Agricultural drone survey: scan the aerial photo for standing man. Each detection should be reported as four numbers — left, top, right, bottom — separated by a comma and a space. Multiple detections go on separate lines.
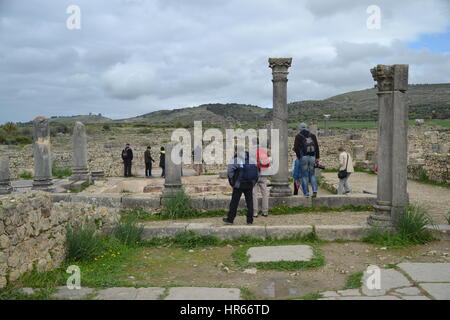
293, 123, 320, 198
252, 138, 270, 218
144, 146, 155, 178
223, 150, 259, 225
121, 143, 133, 177
159, 146, 166, 178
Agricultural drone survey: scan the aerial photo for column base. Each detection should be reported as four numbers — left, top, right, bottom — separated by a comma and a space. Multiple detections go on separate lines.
32, 179, 54, 192
162, 184, 183, 197
0, 182, 12, 195
270, 182, 292, 197
70, 170, 92, 184
368, 202, 395, 231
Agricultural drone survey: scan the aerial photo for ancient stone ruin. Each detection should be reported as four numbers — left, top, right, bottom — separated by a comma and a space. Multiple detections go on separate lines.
31, 117, 54, 192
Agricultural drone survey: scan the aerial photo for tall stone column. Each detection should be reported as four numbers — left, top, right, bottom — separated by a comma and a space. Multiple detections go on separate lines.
163, 141, 182, 196
269, 58, 292, 197
32, 117, 54, 192
368, 64, 409, 229
310, 119, 318, 136
71, 122, 91, 182
0, 155, 12, 194
323, 114, 331, 136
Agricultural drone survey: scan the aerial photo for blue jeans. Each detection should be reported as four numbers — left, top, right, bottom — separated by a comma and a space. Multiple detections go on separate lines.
300, 156, 318, 196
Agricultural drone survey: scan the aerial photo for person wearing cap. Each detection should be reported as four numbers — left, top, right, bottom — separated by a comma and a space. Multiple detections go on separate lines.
121, 143, 133, 177
144, 146, 155, 178
293, 122, 320, 198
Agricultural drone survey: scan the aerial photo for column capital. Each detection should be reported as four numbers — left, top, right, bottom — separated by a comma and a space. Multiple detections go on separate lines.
370, 64, 409, 92
268, 58, 292, 69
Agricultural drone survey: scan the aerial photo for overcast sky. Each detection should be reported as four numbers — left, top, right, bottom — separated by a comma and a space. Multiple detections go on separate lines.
1, 0, 449, 123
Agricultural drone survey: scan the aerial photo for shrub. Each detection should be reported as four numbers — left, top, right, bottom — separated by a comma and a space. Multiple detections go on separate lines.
159, 190, 199, 219
102, 124, 111, 131
363, 205, 435, 247
65, 223, 104, 262
52, 167, 72, 179
111, 218, 144, 246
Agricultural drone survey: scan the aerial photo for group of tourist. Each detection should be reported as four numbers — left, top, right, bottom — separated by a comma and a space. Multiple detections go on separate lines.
121, 144, 166, 178
119, 121, 354, 226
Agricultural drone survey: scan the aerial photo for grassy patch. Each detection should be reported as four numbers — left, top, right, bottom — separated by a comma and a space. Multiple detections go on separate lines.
18, 172, 33, 180
65, 223, 104, 262
343, 271, 363, 289
446, 213, 450, 225
363, 205, 435, 248
160, 190, 200, 219
111, 217, 144, 246
69, 181, 91, 193
52, 167, 72, 179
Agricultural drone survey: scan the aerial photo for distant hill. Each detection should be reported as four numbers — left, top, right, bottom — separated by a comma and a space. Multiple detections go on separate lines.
49, 114, 112, 124
23, 83, 448, 126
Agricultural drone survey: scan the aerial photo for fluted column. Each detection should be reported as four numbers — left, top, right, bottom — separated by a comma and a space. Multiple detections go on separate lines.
368, 64, 409, 229
269, 58, 292, 197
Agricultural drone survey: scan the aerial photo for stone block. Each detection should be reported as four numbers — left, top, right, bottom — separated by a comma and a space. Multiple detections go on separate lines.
141, 224, 188, 240
165, 287, 241, 300
397, 263, 450, 282
247, 245, 313, 263
419, 283, 450, 300
315, 225, 370, 241
265, 226, 313, 239
121, 195, 161, 210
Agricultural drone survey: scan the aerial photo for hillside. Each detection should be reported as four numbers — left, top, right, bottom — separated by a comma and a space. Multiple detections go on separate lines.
48, 114, 113, 124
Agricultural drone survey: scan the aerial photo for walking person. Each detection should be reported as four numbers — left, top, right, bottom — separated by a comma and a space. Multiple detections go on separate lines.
121, 143, 133, 177
292, 157, 302, 195
223, 150, 259, 225
293, 122, 320, 198
252, 138, 270, 218
159, 146, 166, 178
144, 146, 155, 178
337, 146, 354, 195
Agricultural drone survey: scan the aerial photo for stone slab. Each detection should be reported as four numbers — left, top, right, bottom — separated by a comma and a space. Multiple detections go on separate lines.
52, 286, 94, 300
333, 295, 401, 300
394, 287, 421, 296
321, 291, 340, 297
419, 283, 450, 300
135, 287, 165, 300
362, 268, 411, 296
400, 295, 430, 300
95, 287, 163, 300
337, 289, 361, 296
398, 263, 450, 282
141, 224, 188, 240
247, 245, 313, 263
71, 194, 122, 207
265, 226, 313, 239
213, 226, 267, 240
312, 195, 376, 208
122, 195, 161, 209
165, 287, 241, 300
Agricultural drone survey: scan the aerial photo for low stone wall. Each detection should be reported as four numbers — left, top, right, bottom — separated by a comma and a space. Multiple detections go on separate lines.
0, 192, 119, 288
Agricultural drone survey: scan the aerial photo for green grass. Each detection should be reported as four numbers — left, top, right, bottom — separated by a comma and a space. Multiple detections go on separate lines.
160, 190, 200, 219
111, 217, 144, 246
343, 271, 363, 289
69, 181, 91, 193
363, 205, 435, 248
52, 167, 72, 179
446, 213, 450, 225
65, 223, 105, 262
18, 172, 33, 180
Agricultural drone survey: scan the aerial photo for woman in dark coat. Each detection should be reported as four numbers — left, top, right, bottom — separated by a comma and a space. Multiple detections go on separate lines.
159, 147, 165, 178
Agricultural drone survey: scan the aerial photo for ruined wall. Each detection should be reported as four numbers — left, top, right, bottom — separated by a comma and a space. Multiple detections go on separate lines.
0, 192, 119, 288
5, 125, 450, 184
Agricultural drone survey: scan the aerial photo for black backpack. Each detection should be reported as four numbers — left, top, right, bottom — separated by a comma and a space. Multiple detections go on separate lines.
301, 133, 316, 155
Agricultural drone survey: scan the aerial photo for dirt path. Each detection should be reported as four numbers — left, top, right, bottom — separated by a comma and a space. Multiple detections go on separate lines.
322, 172, 450, 224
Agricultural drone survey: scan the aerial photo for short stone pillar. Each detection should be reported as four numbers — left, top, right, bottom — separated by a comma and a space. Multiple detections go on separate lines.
310, 119, 318, 136
323, 114, 331, 136
163, 141, 183, 196
268, 58, 292, 197
70, 122, 91, 182
352, 145, 365, 161
0, 155, 12, 194
368, 64, 409, 229
32, 117, 54, 192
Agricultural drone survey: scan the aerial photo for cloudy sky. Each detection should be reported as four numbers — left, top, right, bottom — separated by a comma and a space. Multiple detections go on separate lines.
1, 0, 449, 123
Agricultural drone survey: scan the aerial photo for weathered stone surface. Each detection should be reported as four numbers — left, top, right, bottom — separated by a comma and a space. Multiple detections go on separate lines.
394, 287, 421, 296
398, 263, 450, 282
0, 156, 12, 195
163, 141, 182, 196
265, 226, 312, 239
362, 268, 411, 296
141, 224, 188, 240
337, 289, 361, 296
95, 287, 164, 300
418, 283, 450, 300
247, 245, 313, 263
321, 291, 340, 297
32, 117, 54, 192
52, 286, 94, 300
315, 225, 369, 241
333, 295, 401, 300
213, 226, 266, 240
165, 287, 241, 300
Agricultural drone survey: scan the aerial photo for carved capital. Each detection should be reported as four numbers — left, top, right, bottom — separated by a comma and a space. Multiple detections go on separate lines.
33, 116, 50, 140
371, 64, 408, 92
269, 58, 292, 82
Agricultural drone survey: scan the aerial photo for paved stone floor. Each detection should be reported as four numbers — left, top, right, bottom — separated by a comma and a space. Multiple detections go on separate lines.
247, 245, 314, 263
319, 262, 450, 300
20, 263, 450, 300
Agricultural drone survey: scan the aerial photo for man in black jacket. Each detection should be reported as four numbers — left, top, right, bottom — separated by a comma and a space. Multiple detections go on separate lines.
293, 123, 320, 197
121, 143, 133, 177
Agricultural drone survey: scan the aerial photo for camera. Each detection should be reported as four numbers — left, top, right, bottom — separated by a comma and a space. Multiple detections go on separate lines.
315, 163, 325, 170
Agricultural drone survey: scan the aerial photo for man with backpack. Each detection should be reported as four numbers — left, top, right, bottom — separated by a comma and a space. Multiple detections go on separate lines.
223, 150, 259, 225
252, 138, 270, 218
293, 123, 320, 198
121, 143, 133, 177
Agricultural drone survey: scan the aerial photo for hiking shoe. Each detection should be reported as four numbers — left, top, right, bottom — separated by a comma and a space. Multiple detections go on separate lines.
312, 192, 317, 198
222, 218, 233, 225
